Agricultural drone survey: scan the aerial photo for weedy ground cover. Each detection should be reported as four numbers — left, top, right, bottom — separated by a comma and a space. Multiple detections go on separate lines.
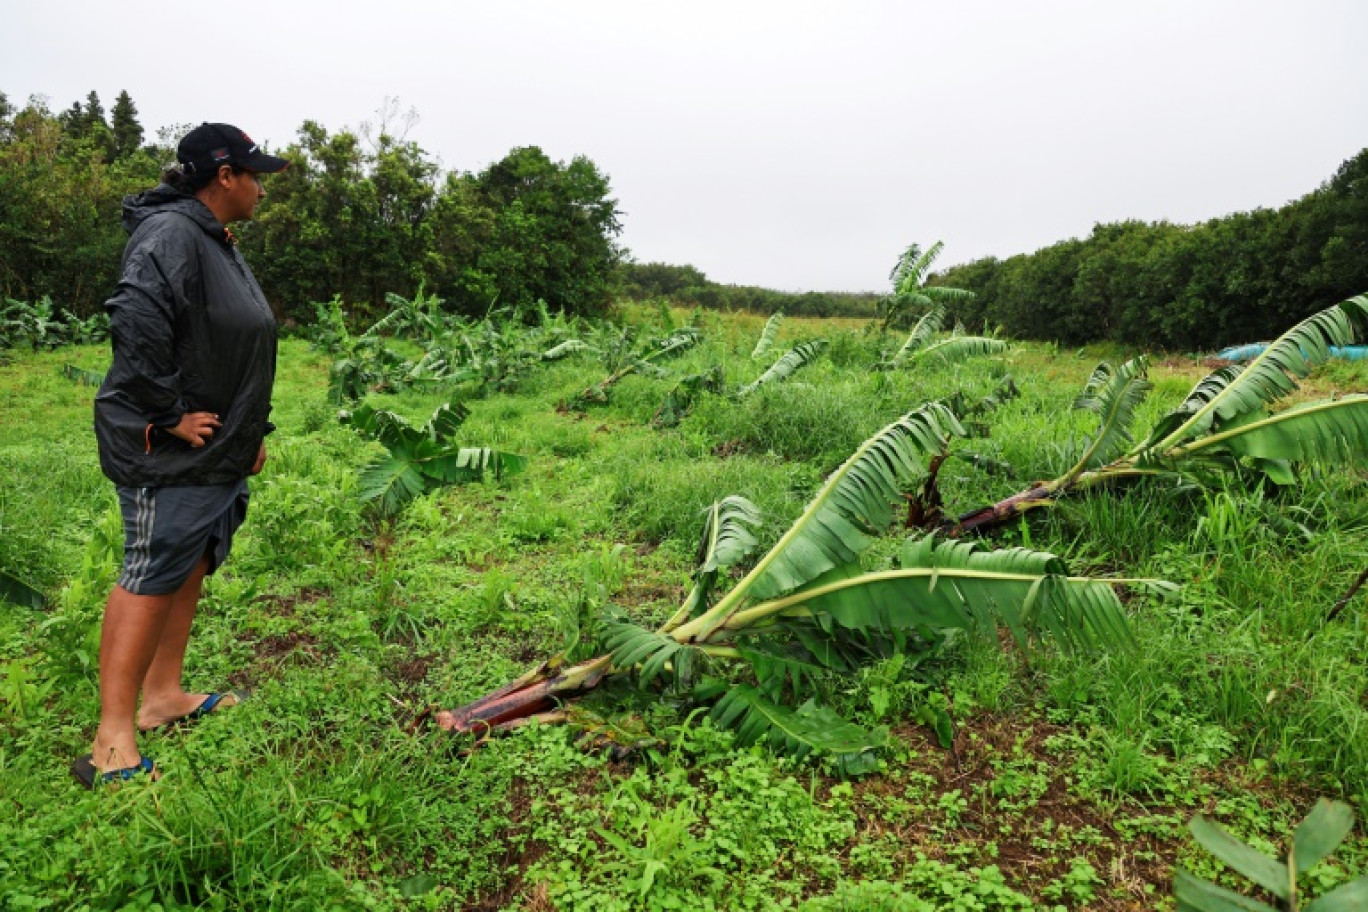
1, 305, 1366, 910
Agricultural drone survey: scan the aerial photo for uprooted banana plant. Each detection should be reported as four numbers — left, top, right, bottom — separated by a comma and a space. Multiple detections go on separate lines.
902, 375, 1022, 528
340, 401, 528, 517
435, 402, 1142, 770
945, 294, 1368, 534
361, 287, 450, 344
325, 300, 599, 402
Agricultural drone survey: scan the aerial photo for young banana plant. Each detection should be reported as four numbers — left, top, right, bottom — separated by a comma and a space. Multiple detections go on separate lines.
878, 304, 1008, 371
341, 401, 528, 517
947, 294, 1368, 534
1176, 799, 1368, 911
733, 339, 828, 398
436, 402, 1141, 769
880, 242, 976, 333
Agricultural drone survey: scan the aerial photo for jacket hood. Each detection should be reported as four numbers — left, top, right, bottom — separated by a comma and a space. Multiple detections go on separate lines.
121, 185, 227, 242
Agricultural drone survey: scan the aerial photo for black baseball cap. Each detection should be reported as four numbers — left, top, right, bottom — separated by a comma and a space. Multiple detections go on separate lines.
177, 123, 289, 175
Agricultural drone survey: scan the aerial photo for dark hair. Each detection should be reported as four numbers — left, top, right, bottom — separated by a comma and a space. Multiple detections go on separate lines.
162, 161, 216, 194
161, 162, 252, 194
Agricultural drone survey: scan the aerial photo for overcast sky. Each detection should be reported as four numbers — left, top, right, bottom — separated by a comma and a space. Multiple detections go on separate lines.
3, 0, 1365, 292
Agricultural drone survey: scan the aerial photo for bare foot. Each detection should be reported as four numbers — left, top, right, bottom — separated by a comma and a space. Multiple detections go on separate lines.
90, 728, 156, 778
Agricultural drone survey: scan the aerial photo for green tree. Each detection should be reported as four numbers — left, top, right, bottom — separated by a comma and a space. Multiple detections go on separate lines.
470, 145, 623, 317
237, 120, 369, 320
0, 97, 157, 312
241, 119, 442, 320
1291, 148, 1368, 311
82, 91, 106, 132
57, 100, 84, 135
55, 90, 115, 161
428, 170, 497, 312
364, 133, 437, 303
620, 262, 710, 298
0, 91, 14, 143
936, 147, 1368, 350
110, 90, 143, 159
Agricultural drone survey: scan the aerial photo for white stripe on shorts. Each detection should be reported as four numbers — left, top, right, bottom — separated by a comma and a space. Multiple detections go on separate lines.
120, 487, 157, 592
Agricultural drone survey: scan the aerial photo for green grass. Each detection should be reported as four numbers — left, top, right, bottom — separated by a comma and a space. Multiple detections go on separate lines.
2, 311, 1367, 910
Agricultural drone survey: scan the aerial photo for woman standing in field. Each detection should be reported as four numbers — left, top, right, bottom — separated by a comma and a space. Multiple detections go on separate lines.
72, 123, 288, 787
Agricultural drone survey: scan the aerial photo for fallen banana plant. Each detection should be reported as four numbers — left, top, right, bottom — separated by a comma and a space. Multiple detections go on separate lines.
903, 375, 1022, 528
542, 339, 594, 361
945, 294, 1368, 535
653, 365, 725, 428
572, 327, 703, 408
62, 364, 105, 386
435, 402, 1143, 770
652, 338, 831, 427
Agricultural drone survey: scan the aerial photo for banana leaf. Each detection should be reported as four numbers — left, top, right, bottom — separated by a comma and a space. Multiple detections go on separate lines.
666, 495, 763, 628
739, 402, 963, 602
0, 569, 45, 610
889, 305, 946, 366
1145, 295, 1368, 452
1175, 397, 1368, 466
708, 684, 886, 775
903, 335, 1008, 366
751, 312, 784, 359
730, 535, 1134, 653
1066, 356, 1152, 479
734, 339, 828, 398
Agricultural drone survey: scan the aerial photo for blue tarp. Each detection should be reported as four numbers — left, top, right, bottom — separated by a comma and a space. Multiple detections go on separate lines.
1214, 344, 1368, 363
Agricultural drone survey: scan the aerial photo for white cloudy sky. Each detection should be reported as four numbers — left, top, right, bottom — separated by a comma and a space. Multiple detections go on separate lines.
3, 0, 1365, 291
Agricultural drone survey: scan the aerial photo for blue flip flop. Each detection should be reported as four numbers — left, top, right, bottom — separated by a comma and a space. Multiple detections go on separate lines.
144, 690, 249, 732
71, 754, 156, 789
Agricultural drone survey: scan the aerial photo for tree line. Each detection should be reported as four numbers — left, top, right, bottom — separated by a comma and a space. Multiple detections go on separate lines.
930, 149, 1368, 350
3, 88, 1364, 348
0, 91, 623, 323
619, 262, 882, 318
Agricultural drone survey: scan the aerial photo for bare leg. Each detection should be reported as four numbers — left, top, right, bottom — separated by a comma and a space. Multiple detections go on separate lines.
137, 555, 218, 730
90, 584, 175, 775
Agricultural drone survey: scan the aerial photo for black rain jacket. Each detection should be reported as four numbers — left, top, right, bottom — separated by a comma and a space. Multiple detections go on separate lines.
94, 185, 277, 488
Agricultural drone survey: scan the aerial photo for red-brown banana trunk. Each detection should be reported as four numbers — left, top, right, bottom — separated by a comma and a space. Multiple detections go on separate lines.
942, 484, 1056, 536
434, 656, 609, 733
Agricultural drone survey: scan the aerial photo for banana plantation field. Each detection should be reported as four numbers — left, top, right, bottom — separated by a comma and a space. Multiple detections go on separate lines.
3, 300, 1368, 911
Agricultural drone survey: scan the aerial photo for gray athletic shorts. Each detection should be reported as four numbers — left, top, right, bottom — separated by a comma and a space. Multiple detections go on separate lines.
115, 480, 250, 595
